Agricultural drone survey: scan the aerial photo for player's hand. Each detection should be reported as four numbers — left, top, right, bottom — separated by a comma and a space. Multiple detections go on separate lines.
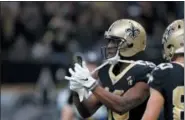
70, 80, 89, 102
65, 61, 98, 91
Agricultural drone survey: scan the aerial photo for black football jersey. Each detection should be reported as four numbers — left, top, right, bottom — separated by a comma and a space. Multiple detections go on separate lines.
149, 62, 184, 120
98, 60, 155, 120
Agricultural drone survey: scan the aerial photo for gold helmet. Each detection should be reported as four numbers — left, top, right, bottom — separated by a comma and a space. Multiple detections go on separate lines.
162, 19, 184, 61
103, 19, 147, 58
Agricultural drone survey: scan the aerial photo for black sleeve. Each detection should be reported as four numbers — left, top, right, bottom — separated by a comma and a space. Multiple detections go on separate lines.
148, 65, 170, 97
132, 61, 156, 85
135, 65, 154, 83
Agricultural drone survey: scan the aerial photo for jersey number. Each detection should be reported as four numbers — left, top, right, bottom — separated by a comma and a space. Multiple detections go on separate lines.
105, 87, 129, 120
137, 60, 156, 68
173, 86, 184, 120
156, 63, 173, 70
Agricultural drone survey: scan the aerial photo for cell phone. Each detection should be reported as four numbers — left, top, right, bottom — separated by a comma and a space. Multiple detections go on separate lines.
74, 56, 83, 66
76, 56, 83, 66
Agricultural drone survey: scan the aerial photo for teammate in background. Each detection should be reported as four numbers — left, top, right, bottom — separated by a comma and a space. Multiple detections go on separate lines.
142, 20, 184, 120
65, 19, 156, 120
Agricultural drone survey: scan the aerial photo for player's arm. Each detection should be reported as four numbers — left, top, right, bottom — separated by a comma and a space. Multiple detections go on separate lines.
142, 63, 171, 120
91, 62, 154, 114
92, 81, 149, 114
68, 58, 102, 118
142, 88, 164, 120
65, 61, 152, 114
72, 92, 102, 118
73, 66, 102, 118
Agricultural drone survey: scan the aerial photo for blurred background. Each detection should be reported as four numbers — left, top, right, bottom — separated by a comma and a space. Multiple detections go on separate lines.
1, 1, 184, 120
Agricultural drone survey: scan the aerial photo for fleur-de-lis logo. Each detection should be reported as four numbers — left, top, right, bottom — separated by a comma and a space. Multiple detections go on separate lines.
126, 22, 140, 40
162, 26, 175, 44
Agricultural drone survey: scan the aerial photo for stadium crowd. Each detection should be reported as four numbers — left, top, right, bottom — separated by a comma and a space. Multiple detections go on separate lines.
1, 1, 183, 64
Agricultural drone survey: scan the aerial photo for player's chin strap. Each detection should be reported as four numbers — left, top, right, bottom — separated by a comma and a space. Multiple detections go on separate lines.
91, 42, 135, 75
91, 57, 135, 75
168, 47, 175, 62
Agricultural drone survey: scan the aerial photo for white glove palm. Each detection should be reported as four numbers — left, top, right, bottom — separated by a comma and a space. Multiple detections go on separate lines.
69, 80, 89, 102
65, 61, 98, 91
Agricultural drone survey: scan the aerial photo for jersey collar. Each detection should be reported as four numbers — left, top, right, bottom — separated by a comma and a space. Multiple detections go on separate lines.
172, 62, 184, 68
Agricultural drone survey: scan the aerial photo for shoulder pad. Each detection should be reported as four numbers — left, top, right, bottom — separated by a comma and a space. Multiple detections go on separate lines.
128, 60, 155, 85
148, 63, 173, 83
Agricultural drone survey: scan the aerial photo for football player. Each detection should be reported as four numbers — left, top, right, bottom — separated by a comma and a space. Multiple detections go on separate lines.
65, 19, 156, 120
142, 20, 184, 120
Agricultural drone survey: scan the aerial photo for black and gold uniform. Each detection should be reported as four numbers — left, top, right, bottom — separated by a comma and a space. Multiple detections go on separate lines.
99, 60, 155, 120
149, 62, 184, 120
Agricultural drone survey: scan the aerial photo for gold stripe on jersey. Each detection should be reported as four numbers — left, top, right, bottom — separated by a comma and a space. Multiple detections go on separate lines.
108, 63, 136, 85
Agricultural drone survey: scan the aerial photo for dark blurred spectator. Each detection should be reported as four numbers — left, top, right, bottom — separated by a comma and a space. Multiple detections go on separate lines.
1, 1, 183, 64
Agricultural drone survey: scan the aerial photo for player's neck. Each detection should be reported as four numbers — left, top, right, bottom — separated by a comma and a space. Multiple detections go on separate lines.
172, 57, 184, 67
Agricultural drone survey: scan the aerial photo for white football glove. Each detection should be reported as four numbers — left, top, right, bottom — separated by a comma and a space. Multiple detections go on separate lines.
65, 61, 98, 91
69, 80, 89, 102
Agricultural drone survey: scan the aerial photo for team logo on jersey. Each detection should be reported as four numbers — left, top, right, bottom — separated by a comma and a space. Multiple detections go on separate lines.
127, 76, 134, 86
126, 22, 140, 40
